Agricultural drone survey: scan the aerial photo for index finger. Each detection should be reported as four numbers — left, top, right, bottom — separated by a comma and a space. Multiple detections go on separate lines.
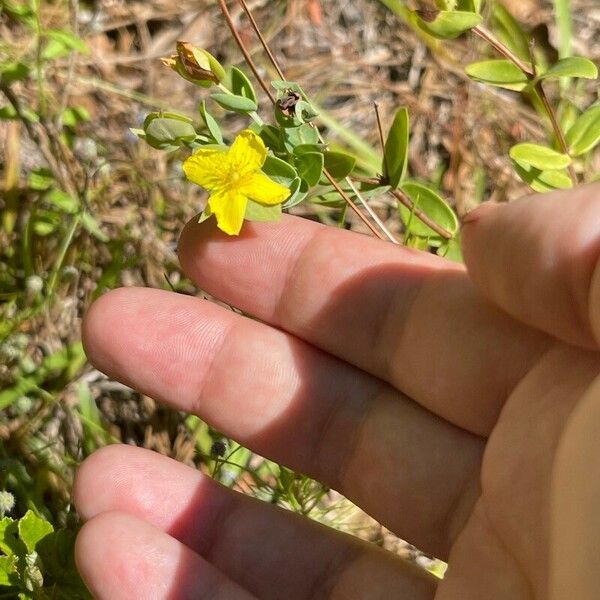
178, 215, 550, 435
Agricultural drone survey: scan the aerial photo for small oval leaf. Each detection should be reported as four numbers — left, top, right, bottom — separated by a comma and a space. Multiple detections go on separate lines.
384, 107, 410, 189
512, 162, 573, 193
211, 93, 258, 114
566, 104, 600, 156
296, 152, 324, 187
323, 151, 356, 180
509, 143, 572, 171
411, 10, 482, 39
537, 57, 598, 82
465, 59, 529, 91
230, 66, 258, 104
199, 101, 223, 144
399, 181, 459, 237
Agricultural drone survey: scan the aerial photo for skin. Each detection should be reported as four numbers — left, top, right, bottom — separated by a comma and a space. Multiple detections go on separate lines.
74, 183, 600, 599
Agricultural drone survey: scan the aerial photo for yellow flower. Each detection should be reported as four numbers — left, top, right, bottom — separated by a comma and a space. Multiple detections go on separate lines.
183, 130, 290, 235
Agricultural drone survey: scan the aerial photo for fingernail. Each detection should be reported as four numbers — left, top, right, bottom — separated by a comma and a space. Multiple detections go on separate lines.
462, 201, 500, 226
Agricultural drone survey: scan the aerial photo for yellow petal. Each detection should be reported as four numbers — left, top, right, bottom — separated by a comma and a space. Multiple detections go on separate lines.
208, 190, 248, 236
228, 130, 267, 176
183, 147, 228, 190
240, 172, 290, 206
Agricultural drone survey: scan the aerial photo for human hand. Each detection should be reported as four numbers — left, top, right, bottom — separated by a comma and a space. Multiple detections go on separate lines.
74, 184, 600, 599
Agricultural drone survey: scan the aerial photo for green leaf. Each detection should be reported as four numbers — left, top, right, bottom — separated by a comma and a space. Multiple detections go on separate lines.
284, 124, 320, 150
259, 125, 284, 152
1, 61, 31, 84
28, 168, 54, 191
323, 151, 356, 180
509, 143, 572, 170
82, 211, 109, 242
244, 200, 282, 222
0, 517, 25, 557
42, 29, 89, 60
438, 236, 463, 263
199, 101, 223, 144
295, 152, 324, 186
211, 93, 258, 114
384, 107, 410, 188
399, 181, 459, 237
282, 177, 308, 209
18, 511, 53, 554
411, 10, 482, 39
0, 554, 17, 586
293, 143, 324, 155
566, 104, 600, 156
492, 3, 530, 62
537, 57, 598, 82
145, 117, 196, 149
512, 161, 573, 193
62, 105, 91, 128
465, 59, 529, 91
262, 156, 298, 187
230, 67, 258, 104
46, 189, 78, 213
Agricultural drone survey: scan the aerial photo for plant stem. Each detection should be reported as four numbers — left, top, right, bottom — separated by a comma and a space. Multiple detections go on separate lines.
352, 175, 453, 240
216, 0, 276, 104
472, 25, 534, 76
47, 214, 81, 296
236, 0, 286, 80
472, 24, 577, 185
217, 0, 390, 240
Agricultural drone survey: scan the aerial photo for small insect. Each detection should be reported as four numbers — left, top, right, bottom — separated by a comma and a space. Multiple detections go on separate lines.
278, 90, 301, 117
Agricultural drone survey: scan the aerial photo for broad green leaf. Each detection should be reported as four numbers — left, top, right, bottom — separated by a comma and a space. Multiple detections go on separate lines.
211, 93, 258, 114
537, 57, 598, 82
230, 67, 258, 104
296, 152, 324, 186
557, 100, 580, 136
323, 151, 356, 180
18, 511, 53, 554
512, 161, 573, 193
42, 29, 89, 60
33, 212, 60, 236
509, 143, 571, 170
411, 10, 482, 39
438, 236, 463, 263
198, 101, 223, 144
384, 107, 410, 189
0, 517, 25, 557
465, 59, 529, 91
262, 156, 298, 187
399, 181, 459, 237
566, 104, 600, 156
145, 117, 196, 148
0, 555, 17, 586
294, 143, 324, 155
244, 200, 282, 222
284, 124, 320, 150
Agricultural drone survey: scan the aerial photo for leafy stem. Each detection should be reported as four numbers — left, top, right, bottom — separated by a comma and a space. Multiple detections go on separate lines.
472, 24, 577, 184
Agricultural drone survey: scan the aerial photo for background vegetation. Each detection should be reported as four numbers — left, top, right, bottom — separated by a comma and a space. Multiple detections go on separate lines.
0, 0, 598, 596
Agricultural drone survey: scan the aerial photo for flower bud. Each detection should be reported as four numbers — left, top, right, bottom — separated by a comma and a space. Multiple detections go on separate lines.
161, 42, 225, 88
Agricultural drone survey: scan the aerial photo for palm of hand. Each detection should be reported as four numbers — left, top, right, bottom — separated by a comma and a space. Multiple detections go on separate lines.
74, 187, 600, 599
